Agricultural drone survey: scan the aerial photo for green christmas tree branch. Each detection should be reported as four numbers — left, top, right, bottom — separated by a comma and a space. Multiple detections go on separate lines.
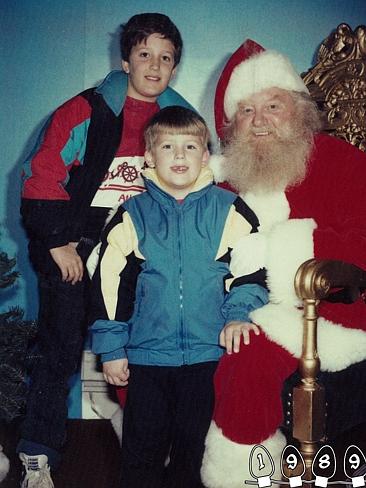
0, 251, 37, 422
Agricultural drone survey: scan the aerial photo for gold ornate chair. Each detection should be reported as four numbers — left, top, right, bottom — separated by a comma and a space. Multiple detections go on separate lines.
287, 23, 366, 479
302, 23, 366, 152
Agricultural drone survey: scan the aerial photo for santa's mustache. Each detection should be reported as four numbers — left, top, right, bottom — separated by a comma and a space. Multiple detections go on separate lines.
243, 125, 292, 141
221, 122, 312, 193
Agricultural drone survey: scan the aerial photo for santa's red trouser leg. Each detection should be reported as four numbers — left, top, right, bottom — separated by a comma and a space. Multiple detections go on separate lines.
201, 333, 298, 488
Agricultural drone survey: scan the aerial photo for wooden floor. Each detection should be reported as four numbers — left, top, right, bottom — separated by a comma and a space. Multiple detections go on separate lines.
1, 419, 365, 487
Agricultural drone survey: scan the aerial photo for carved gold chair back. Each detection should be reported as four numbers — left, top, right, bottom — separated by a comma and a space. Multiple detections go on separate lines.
301, 23, 366, 152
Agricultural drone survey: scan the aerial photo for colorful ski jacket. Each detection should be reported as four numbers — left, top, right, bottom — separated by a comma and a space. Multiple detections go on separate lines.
20, 70, 193, 258
90, 167, 269, 366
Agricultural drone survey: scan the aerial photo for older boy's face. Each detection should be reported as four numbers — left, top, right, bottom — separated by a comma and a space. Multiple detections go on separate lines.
145, 133, 209, 199
122, 33, 177, 102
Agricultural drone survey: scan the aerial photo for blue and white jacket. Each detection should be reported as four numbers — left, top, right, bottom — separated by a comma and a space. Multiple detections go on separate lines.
90, 166, 268, 366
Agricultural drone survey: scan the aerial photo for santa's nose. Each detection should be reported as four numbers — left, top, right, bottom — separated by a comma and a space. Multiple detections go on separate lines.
252, 110, 264, 127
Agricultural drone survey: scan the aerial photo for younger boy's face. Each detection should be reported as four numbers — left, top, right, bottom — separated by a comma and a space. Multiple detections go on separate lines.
122, 33, 177, 103
145, 133, 209, 199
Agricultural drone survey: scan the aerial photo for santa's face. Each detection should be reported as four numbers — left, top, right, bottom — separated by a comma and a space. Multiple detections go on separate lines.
222, 89, 315, 194
233, 87, 296, 141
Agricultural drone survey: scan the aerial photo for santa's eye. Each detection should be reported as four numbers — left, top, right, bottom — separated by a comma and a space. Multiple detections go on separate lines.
266, 101, 284, 112
239, 106, 254, 115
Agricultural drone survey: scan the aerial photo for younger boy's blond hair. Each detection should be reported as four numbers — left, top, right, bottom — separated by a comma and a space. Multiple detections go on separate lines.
144, 106, 211, 151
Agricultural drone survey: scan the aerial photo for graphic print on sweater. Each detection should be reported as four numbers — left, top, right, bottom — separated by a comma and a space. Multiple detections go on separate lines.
91, 156, 146, 206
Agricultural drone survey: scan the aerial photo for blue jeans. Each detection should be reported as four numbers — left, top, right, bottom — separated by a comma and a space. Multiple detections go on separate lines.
17, 240, 93, 468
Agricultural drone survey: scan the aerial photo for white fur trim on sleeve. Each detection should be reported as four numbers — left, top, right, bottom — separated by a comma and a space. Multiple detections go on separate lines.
266, 218, 317, 305
317, 318, 366, 372
251, 303, 303, 358
201, 421, 285, 488
251, 303, 366, 372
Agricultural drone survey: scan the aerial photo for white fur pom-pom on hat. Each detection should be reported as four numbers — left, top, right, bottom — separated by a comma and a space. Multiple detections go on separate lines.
0, 444, 10, 483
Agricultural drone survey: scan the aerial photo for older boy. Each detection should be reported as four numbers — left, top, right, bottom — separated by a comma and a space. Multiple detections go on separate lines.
19, 13, 192, 487
90, 106, 268, 488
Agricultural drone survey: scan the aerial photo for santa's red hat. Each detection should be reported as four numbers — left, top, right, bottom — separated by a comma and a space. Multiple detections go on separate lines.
214, 39, 309, 140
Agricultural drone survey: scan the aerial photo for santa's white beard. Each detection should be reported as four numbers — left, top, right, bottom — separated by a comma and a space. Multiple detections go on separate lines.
222, 122, 313, 194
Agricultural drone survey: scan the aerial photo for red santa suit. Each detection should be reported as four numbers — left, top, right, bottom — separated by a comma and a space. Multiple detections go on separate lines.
201, 40, 366, 488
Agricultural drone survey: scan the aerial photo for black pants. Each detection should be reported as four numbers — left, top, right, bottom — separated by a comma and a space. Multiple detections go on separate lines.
120, 362, 218, 488
17, 238, 95, 468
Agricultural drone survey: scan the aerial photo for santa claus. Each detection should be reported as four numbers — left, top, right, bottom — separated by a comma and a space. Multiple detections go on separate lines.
201, 40, 366, 488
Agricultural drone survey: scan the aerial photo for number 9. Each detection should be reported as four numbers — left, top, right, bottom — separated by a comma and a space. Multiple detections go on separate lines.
286, 454, 298, 471
349, 453, 360, 470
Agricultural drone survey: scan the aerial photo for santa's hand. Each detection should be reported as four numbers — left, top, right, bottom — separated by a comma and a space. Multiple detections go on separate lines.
220, 321, 260, 353
230, 232, 267, 277
103, 358, 130, 386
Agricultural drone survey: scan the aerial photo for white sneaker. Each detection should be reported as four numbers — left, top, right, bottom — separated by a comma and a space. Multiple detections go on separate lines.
19, 453, 54, 488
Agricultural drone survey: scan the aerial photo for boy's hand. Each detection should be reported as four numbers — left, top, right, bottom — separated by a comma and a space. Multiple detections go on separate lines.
103, 358, 130, 386
220, 321, 260, 354
50, 242, 83, 284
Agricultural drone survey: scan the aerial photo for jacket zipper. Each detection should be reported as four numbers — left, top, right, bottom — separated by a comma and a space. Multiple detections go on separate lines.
177, 205, 186, 364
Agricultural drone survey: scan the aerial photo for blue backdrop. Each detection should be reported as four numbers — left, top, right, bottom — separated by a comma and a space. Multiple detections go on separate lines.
1, 0, 365, 416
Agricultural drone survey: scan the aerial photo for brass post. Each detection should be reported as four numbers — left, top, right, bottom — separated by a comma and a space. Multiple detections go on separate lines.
292, 258, 366, 483
293, 261, 327, 482
293, 297, 325, 482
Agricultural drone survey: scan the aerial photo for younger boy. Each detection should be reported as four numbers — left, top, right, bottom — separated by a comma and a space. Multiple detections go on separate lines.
90, 106, 269, 488
19, 12, 192, 487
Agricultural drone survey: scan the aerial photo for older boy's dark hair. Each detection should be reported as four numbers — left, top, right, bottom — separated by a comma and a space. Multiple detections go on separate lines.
120, 13, 183, 67
144, 106, 210, 150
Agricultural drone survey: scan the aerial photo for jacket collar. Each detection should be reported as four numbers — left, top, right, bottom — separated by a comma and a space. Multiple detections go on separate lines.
142, 166, 214, 206
95, 71, 129, 116
95, 70, 194, 116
